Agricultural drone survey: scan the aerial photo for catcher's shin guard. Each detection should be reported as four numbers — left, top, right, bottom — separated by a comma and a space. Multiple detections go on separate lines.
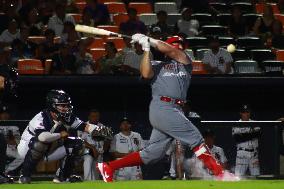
193, 143, 223, 176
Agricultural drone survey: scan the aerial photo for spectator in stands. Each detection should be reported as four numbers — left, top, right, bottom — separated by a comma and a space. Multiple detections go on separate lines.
228, 6, 247, 37
271, 20, 284, 49
80, 9, 95, 38
84, 0, 110, 26
202, 36, 233, 74
61, 22, 80, 53
61, 0, 79, 14
21, 7, 44, 36
74, 40, 96, 74
149, 26, 165, 61
38, 29, 60, 61
122, 42, 152, 75
110, 117, 144, 180
253, 4, 276, 37
155, 11, 171, 38
175, 8, 199, 38
47, 3, 75, 36
278, 0, 284, 14
120, 8, 147, 35
50, 43, 76, 74
0, 3, 20, 34
0, 19, 20, 48
10, 27, 34, 65
97, 42, 123, 74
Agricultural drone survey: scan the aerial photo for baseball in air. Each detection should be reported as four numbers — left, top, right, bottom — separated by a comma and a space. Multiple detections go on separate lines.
227, 44, 236, 53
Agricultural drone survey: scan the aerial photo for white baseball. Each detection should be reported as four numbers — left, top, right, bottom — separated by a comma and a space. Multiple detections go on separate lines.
227, 44, 236, 53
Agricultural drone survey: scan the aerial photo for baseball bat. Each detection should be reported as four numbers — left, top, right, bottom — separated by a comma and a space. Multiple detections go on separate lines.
75, 24, 131, 39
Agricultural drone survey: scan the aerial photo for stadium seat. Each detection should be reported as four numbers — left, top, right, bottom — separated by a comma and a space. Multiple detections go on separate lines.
191, 13, 213, 26
218, 36, 235, 47
191, 60, 208, 74
98, 0, 120, 3
237, 36, 263, 49
255, 3, 280, 14
276, 50, 284, 61
44, 59, 52, 74
69, 13, 82, 23
167, 13, 182, 26
139, 13, 157, 26
217, 13, 232, 26
28, 36, 46, 44
185, 37, 208, 50
54, 36, 61, 44
230, 2, 253, 13
89, 48, 106, 61
196, 48, 210, 60
274, 14, 284, 29
128, 2, 153, 15
231, 49, 250, 61
106, 37, 125, 49
75, 2, 86, 13
201, 25, 228, 36
105, 2, 127, 14
87, 37, 105, 49
113, 13, 129, 26
97, 25, 119, 33
261, 60, 284, 75
154, 2, 178, 13
209, 2, 228, 13
17, 59, 45, 75
234, 60, 259, 74
243, 13, 262, 30
250, 49, 275, 63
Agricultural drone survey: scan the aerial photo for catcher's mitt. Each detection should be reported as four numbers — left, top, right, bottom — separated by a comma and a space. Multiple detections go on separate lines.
91, 124, 113, 141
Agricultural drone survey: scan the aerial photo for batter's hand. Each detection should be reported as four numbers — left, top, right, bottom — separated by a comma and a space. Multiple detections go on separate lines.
131, 33, 146, 43
60, 131, 69, 139
138, 36, 150, 52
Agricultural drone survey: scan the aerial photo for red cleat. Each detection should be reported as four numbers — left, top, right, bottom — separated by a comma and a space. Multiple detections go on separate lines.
216, 171, 240, 181
97, 162, 114, 182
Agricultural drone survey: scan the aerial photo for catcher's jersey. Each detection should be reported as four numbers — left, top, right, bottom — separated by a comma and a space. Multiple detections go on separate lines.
151, 53, 192, 101
110, 131, 144, 155
232, 120, 260, 149
20, 110, 84, 143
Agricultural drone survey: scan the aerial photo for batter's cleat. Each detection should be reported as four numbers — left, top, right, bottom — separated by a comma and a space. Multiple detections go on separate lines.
53, 176, 65, 184
68, 175, 83, 183
216, 171, 240, 181
97, 162, 113, 182
18, 175, 31, 184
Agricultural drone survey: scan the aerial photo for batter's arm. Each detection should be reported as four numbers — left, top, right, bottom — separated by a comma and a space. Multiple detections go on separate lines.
152, 39, 190, 65
140, 51, 154, 79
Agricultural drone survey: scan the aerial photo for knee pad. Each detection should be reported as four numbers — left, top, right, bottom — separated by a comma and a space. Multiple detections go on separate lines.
29, 141, 49, 160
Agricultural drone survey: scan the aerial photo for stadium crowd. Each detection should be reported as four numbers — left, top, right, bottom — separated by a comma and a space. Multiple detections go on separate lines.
0, 0, 283, 75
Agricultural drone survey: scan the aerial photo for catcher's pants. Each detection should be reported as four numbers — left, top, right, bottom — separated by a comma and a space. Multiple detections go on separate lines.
235, 149, 260, 176
140, 98, 204, 164
115, 166, 142, 180
83, 155, 100, 180
5, 145, 24, 173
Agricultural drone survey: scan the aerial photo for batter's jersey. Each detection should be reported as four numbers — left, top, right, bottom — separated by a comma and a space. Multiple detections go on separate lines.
20, 110, 85, 144
110, 131, 144, 155
151, 53, 192, 101
232, 120, 260, 150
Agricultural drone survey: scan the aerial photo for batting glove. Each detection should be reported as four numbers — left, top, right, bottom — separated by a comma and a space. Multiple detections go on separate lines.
131, 33, 146, 43
138, 36, 150, 52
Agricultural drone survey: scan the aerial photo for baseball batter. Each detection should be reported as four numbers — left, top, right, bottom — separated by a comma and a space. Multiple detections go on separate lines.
110, 118, 144, 180
97, 34, 239, 182
17, 90, 109, 184
232, 105, 260, 176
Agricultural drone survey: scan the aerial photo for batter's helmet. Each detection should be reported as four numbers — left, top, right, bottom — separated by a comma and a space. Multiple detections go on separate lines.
165, 36, 184, 50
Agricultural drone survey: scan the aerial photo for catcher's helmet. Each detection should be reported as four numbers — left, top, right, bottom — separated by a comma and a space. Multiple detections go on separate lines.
165, 36, 184, 50
46, 89, 73, 122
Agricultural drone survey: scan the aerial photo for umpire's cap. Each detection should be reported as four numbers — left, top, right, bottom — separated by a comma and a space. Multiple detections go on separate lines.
240, 104, 251, 113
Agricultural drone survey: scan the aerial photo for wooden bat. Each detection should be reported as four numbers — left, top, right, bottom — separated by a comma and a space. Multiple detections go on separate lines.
175, 140, 184, 180
75, 24, 131, 39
